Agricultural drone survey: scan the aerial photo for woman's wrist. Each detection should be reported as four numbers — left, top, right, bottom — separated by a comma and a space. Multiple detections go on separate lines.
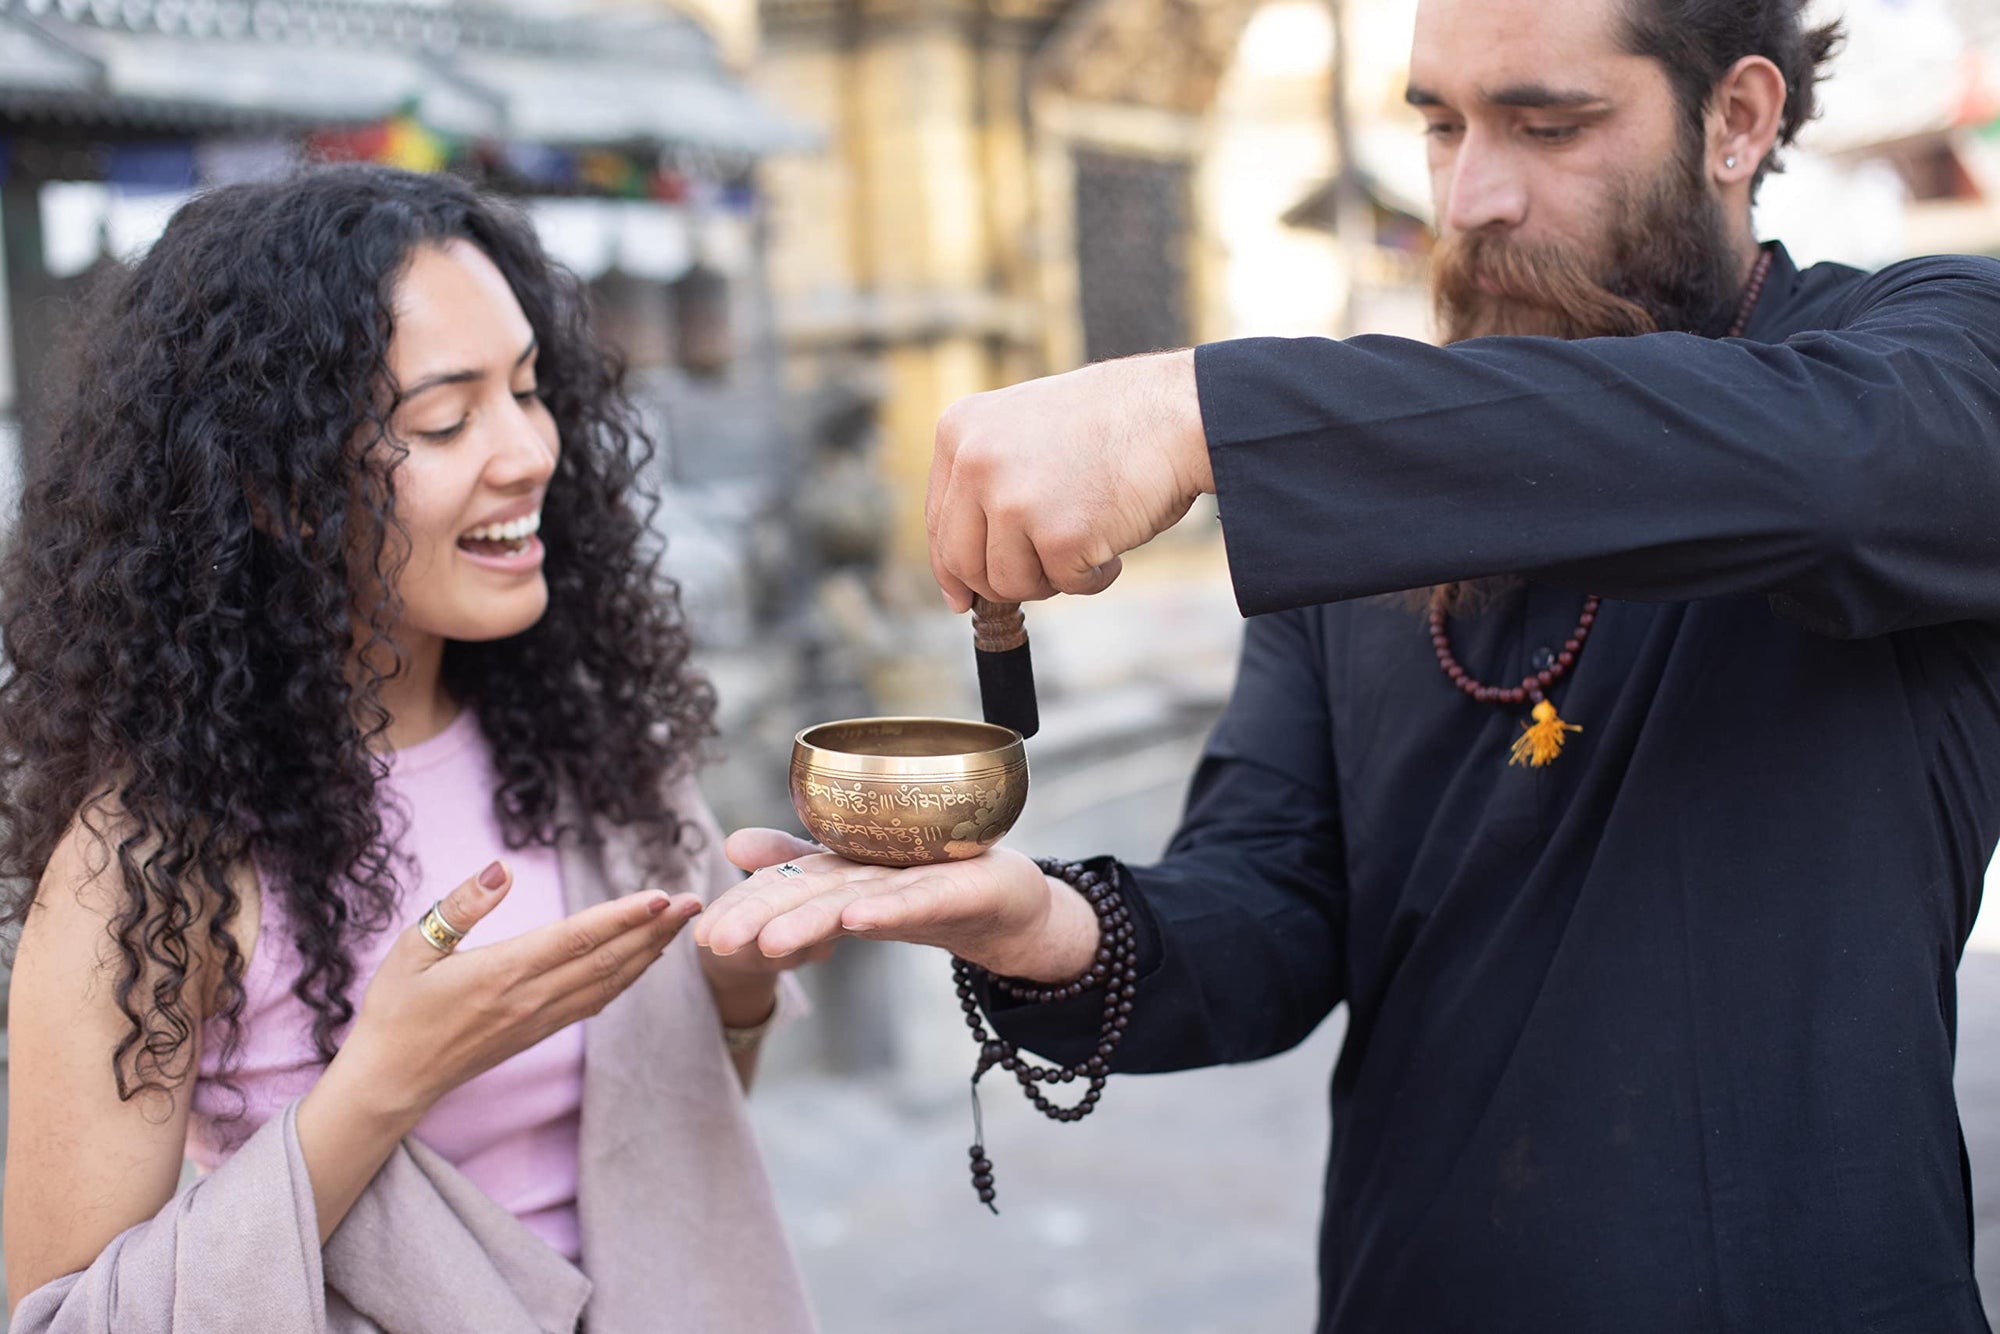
316, 1035, 433, 1134
702, 958, 782, 1029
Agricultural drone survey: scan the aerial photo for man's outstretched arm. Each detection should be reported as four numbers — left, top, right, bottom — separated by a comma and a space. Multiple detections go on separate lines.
694, 607, 1350, 1073
929, 255, 2000, 639
1202, 257, 2000, 635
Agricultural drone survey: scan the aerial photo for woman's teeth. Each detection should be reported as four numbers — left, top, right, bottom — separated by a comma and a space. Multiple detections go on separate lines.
459, 510, 541, 555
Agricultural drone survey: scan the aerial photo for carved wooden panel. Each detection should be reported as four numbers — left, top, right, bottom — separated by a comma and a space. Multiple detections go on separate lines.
1071, 146, 1191, 363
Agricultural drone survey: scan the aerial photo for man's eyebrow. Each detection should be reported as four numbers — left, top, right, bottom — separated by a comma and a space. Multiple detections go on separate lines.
1405, 85, 1446, 108
402, 338, 539, 401
1484, 84, 1611, 111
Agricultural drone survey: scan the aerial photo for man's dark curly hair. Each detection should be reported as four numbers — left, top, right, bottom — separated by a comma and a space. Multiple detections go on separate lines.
0, 164, 717, 1101
1621, 0, 1845, 192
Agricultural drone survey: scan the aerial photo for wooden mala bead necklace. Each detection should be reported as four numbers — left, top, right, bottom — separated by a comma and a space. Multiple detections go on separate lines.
1429, 245, 1776, 768
1430, 595, 1600, 767
952, 858, 1138, 1212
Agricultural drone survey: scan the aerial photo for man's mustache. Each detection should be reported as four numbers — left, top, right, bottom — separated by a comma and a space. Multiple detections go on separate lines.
1432, 233, 1657, 343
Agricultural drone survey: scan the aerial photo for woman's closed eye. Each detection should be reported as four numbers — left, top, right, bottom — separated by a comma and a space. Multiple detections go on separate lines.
412, 387, 541, 441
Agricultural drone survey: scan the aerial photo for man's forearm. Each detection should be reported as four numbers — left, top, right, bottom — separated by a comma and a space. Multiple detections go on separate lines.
1199, 269, 2000, 633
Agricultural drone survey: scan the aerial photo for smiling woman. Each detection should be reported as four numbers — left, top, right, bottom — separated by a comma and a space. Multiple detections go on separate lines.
0, 167, 819, 1333
371, 242, 561, 664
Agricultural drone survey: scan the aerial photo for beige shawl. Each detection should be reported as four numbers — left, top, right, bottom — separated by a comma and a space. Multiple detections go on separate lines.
10, 776, 816, 1334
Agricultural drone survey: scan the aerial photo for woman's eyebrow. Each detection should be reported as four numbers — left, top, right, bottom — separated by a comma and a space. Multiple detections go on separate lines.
402, 338, 539, 401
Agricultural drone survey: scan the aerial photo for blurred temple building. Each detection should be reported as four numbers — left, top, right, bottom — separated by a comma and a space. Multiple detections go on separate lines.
1757, 0, 2000, 267
753, 0, 1434, 599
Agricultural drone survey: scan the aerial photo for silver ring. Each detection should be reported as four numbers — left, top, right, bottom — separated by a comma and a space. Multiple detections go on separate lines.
432, 899, 468, 935
774, 862, 804, 879
418, 900, 468, 954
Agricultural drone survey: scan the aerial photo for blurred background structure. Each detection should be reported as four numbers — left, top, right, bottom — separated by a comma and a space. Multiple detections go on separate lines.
0, 0, 1996, 1326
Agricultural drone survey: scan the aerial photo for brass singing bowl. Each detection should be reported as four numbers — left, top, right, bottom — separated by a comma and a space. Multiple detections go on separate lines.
790, 717, 1029, 867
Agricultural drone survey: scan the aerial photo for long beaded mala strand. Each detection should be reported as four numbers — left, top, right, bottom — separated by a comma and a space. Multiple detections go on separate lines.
1429, 245, 1776, 766
951, 858, 1138, 1212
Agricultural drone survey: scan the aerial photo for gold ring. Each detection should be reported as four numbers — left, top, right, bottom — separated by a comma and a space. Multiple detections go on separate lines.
418, 900, 467, 954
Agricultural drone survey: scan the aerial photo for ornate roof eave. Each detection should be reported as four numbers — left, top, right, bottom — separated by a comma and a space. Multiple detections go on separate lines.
759, 0, 1072, 43
1028, 0, 1255, 116
0, 0, 821, 155
0, 0, 708, 61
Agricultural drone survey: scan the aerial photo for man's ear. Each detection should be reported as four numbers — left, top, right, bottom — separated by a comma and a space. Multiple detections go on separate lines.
1706, 54, 1787, 186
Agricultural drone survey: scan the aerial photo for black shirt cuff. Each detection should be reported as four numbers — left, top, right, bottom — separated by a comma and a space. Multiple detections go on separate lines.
1195, 337, 1323, 619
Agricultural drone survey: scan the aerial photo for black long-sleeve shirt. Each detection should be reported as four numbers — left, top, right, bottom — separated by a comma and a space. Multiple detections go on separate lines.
991, 245, 2000, 1332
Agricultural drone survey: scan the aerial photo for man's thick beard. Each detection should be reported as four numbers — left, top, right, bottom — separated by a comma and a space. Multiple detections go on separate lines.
1410, 142, 1741, 615
1433, 144, 1741, 345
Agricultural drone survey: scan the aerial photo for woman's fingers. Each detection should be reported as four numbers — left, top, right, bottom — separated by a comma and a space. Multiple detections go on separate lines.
500, 887, 679, 979
533, 892, 701, 1002
392, 859, 512, 969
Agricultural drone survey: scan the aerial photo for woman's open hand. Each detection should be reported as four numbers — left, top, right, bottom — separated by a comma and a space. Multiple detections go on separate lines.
341, 860, 702, 1119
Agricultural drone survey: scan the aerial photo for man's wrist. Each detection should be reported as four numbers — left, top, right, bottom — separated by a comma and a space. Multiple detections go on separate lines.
972, 874, 1102, 983
1160, 347, 1213, 497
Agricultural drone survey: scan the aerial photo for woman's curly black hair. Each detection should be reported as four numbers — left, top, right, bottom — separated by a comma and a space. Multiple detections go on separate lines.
0, 164, 717, 1100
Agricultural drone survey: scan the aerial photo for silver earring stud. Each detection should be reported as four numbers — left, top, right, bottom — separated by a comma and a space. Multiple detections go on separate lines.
1724, 155, 1738, 170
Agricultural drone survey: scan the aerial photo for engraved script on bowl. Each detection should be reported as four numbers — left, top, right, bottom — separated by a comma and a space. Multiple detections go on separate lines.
790, 718, 1029, 867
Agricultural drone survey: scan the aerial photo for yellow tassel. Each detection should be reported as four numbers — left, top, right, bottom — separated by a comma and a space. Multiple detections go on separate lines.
1509, 700, 1581, 768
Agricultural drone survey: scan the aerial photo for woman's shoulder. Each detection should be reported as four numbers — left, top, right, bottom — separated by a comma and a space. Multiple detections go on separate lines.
24, 797, 259, 1023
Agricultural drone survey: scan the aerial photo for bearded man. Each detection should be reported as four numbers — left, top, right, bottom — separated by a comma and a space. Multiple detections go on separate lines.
697, 0, 2000, 1327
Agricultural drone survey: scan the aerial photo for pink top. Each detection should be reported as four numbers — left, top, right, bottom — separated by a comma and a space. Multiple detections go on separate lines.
187, 707, 586, 1262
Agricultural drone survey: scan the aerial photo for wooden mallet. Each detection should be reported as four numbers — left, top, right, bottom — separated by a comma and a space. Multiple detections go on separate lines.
971, 596, 1039, 740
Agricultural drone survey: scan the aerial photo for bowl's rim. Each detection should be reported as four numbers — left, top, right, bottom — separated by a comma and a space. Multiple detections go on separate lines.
792, 716, 1026, 776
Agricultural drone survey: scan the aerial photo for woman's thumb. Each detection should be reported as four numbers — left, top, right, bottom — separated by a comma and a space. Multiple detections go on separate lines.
404, 859, 511, 959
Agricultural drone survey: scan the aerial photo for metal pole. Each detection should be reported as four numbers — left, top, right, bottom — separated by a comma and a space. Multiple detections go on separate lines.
1327, 0, 1371, 337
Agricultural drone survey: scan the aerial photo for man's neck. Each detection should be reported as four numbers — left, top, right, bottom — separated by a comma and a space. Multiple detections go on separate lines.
1728, 227, 1764, 291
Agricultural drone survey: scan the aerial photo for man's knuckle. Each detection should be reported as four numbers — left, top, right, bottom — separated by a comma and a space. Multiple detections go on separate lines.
564, 927, 594, 960
955, 442, 995, 484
